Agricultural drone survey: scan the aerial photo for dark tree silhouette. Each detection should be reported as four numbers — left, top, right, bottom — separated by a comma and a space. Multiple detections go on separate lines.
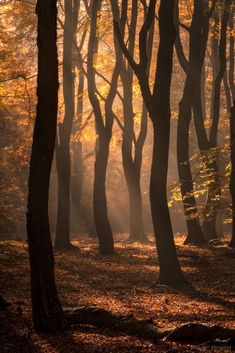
115, 0, 187, 286
175, 0, 230, 243
111, 0, 154, 243
119, 0, 153, 243
229, 8, 235, 102
55, 0, 79, 249
176, 0, 209, 245
229, 103, 235, 247
87, 0, 122, 254
205, 0, 231, 239
26, 0, 64, 331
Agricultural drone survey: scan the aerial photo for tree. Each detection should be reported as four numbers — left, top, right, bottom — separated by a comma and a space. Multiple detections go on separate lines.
175, 0, 230, 243
87, 0, 122, 254
117, 0, 153, 243
26, 0, 64, 330
55, 0, 79, 249
204, 0, 231, 239
115, 0, 187, 286
229, 103, 235, 247
176, 0, 209, 245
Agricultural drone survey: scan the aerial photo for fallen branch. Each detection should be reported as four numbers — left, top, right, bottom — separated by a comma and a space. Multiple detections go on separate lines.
64, 306, 158, 340
163, 322, 235, 344
64, 307, 235, 345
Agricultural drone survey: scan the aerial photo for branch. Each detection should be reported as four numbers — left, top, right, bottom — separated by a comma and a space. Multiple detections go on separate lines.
139, 0, 157, 70
113, 20, 139, 74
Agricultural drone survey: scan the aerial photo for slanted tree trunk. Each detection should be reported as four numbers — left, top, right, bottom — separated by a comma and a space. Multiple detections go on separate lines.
26, 0, 64, 331
229, 104, 235, 247
55, 0, 79, 249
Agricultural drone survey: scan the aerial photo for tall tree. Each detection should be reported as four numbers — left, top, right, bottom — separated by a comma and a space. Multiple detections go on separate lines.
228, 6, 235, 102
55, 0, 79, 249
175, 0, 230, 243
176, 0, 208, 245
26, 0, 64, 330
111, 0, 153, 243
115, 0, 187, 286
87, 0, 121, 254
229, 103, 235, 247
121, 1, 153, 243
205, 0, 231, 239
228, 7, 235, 244
70, 1, 90, 234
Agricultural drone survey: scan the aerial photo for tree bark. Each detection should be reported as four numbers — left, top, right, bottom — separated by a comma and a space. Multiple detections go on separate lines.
26, 0, 64, 331
150, 0, 187, 285
229, 104, 235, 247
204, 0, 231, 240
55, 0, 79, 249
114, 0, 187, 286
177, 0, 206, 245
229, 8, 235, 101
71, 60, 85, 233
115, 0, 150, 243
88, 0, 123, 254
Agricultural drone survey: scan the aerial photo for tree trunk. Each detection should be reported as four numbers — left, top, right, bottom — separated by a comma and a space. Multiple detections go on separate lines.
229, 9, 235, 101
177, 101, 205, 245
71, 66, 84, 234
119, 1, 147, 243
127, 167, 146, 242
26, 0, 64, 331
229, 104, 235, 247
55, 0, 79, 249
121, 84, 147, 242
114, 0, 187, 285
177, 0, 205, 245
150, 0, 187, 286
87, 0, 116, 254
202, 155, 221, 240
71, 141, 83, 233
210, 11, 219, 120
206, 0, 231, 240
223, 67, 232, 113
93, 135, 114, 254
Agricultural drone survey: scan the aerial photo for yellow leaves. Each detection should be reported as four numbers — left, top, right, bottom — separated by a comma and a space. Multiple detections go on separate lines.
80, 125, 96, 144
133, 81, 141, 96
168, 185, 182, 208
171, 111, 178, 120
111, 134, 121, 147
93, 53, 115, 71
99, 83, 110, 99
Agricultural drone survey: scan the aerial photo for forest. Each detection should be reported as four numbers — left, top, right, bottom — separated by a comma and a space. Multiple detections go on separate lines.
0, 0, 235, 352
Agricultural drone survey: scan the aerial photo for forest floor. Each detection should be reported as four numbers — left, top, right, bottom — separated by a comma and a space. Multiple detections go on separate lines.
0, 234, 235, 353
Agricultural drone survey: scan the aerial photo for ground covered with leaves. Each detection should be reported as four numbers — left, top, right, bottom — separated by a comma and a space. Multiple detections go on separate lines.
0, 234, 235, 352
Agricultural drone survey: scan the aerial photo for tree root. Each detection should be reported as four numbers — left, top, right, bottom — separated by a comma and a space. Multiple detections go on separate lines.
64, 306, 235, 345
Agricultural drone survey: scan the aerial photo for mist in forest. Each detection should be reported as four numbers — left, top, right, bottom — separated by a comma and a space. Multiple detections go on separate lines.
1, 0, 235, 351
